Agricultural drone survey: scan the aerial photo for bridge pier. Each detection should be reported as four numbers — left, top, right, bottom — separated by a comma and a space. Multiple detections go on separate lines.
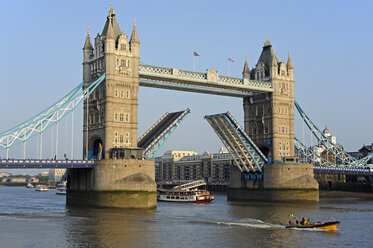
67, 159, 157, 209
227, 163, 319, 202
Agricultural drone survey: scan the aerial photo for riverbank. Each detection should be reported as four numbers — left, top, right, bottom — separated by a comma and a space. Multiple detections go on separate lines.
320, 190, 373, 199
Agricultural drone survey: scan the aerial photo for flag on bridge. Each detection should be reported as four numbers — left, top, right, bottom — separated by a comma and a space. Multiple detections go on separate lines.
228, 58, 234, 62
193, 51, 200, 56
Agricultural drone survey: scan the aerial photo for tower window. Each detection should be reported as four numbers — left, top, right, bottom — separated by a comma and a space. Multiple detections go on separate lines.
120, 113, 124, 122
120, 90, 124, 98
120, 135, 124, 143
125, 113, 129, 122
126, 90, 130, 99
120, 44, 126, 51
121, 59, 125, 67
114, 113, 118, 122
115, 89, 118, 98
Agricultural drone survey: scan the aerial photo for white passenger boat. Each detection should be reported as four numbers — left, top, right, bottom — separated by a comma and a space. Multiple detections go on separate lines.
56, 181, 67, 195
35, 185, 49, 192
26, 183, 34, 188
157, 180, 214, 203
56, 188, 66, 195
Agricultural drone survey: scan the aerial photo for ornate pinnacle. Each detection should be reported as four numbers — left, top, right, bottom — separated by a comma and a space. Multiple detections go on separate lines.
264, 36, 271, 47
108, 2, 115, 17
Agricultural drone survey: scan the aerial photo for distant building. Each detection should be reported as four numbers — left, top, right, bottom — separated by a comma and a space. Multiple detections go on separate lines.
29, 177, 39, 183
155, 148, 232, 184
10, 177, 27, 183
38, 172, 49, 177
0, 172, 11, 178
48, 169, 66, 183
1, 177, 9, 183
311, 127, 343, 163
348, 143, 373, 164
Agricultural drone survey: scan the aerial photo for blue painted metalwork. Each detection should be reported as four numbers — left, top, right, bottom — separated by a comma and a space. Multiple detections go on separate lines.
225, 112, 268, 164
0, 159, 94, 169
205, 112, 267, 173
294, 99, 369, 167
142, 108, 191, 159
0, 74, 106, 150
313, 166, 373, 176
294, 137, 340, 167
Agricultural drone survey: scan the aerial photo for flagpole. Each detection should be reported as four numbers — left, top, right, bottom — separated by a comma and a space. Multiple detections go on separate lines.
193, 56, 195, 72
228, 59, 230, 77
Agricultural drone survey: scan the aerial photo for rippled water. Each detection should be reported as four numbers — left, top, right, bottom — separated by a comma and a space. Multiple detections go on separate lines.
0, 186, 372, 247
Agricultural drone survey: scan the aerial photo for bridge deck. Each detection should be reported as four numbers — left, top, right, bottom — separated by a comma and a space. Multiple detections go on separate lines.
139, 64, 273, 97
313, 166, 373, 175
0, 159, 94, 169
139, 108, 190, 159
205, 112, 267, 173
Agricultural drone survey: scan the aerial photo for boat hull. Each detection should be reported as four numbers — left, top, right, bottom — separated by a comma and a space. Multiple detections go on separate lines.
286, 221, 340, 231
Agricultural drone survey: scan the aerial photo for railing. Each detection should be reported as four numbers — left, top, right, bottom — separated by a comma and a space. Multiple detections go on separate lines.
0, 159, 95, 168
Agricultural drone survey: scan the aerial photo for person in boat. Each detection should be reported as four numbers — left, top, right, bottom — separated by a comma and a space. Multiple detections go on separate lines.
301, 217, 305, 225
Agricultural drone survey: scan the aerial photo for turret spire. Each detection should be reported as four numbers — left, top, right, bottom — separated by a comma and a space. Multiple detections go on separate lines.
287, 49, 294, 69
83, 25, 93, 50
106, 17, 115, 40
130, 18, 140, 44
242, 55, 250, 78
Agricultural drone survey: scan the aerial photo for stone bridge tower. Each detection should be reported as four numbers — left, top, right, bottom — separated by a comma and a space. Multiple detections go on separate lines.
243, 39, 295, 162
82, 5, 139, 159
68, 5, 156, 209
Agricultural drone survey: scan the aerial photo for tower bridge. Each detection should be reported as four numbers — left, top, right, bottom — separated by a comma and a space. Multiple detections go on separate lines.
0, 5, 372, 207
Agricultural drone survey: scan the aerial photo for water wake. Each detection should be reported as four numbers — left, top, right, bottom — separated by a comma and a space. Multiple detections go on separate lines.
191, 218, 334, 232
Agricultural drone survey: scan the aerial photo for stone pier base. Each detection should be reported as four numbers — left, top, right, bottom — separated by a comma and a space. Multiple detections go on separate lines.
66, 159, 157, 209
227, 163, 319, 202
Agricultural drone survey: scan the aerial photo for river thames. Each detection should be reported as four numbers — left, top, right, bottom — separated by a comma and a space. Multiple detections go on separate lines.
0, 187, 372, 247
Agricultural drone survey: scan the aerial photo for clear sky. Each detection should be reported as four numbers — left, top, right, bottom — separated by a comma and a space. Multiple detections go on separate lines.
0, 0, 372, 175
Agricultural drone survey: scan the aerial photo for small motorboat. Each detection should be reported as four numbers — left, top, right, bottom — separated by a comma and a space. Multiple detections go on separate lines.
286, 215, 340, 231
285, 221, 340, 231
35, 185, 49, 192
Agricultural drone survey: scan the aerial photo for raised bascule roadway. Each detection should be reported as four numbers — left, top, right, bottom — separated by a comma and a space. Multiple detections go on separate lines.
0, 5, 372, 207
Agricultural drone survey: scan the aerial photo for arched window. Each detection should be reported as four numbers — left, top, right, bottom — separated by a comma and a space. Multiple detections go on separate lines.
114, 113, 118, 122
115, 89, 118, 98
